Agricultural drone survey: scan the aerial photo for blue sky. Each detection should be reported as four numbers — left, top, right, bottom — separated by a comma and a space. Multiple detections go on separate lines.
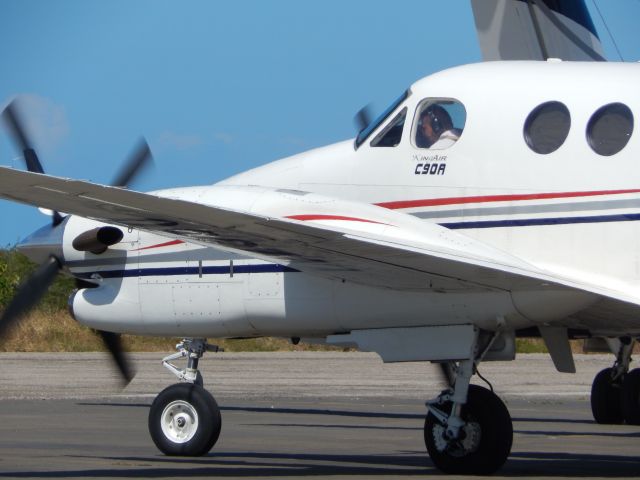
1, 0, 639, 247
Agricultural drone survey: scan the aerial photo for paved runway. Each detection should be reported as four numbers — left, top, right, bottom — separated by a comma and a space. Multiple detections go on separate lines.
0, 352, 638, 478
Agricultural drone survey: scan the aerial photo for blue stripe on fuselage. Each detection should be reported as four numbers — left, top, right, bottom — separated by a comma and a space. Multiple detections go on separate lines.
441, 213, 640, 229
75, 263, 298, 279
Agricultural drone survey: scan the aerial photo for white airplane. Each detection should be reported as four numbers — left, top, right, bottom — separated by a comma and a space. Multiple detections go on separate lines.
0, 0, 637, 475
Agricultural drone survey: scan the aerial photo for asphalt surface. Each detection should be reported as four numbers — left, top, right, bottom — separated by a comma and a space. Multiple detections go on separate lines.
0, 352, 638, 479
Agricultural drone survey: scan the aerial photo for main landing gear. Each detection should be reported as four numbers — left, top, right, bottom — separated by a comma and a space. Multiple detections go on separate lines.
591, 337, 640, 425
425, 359, 513, 475
148, 339, 222, 456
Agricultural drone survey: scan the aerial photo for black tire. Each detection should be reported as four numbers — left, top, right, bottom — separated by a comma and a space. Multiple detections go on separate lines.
148, 383, 222, 456
621, 368, 640, 425
591, 367, 624, 424
424, 384, 513, 475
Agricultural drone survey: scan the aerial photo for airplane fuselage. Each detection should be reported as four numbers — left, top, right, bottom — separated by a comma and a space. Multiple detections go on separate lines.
19, 60, 640, 340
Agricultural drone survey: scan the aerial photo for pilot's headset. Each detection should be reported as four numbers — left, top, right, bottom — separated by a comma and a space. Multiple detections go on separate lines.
422, 105, 445, 136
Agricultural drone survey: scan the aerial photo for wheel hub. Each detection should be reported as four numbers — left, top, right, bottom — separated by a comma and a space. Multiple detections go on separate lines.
160, 400, 199, 444
432, 419, 482, 456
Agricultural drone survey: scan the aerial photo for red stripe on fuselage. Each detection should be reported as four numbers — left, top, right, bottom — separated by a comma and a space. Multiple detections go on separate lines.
134, 239, 185, 251
375, 189, 640, 210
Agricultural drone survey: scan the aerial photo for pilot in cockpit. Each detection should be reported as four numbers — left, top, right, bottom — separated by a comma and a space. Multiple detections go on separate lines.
416, 104, 461, 149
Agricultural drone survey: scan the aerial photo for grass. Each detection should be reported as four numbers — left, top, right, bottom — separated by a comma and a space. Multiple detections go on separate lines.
515, 338, 548, 353
0, 310, 344, 353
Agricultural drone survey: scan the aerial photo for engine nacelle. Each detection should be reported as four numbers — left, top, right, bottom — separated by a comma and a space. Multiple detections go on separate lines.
68, 277, 255, 337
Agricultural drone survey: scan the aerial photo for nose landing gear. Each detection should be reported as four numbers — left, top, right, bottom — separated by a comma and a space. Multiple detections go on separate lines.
161, 338, 220, 386
148, 338, 222, 456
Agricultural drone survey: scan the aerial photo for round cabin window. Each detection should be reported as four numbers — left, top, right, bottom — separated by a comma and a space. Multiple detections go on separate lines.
523, 101, 571, 154
587, 103, 634, 156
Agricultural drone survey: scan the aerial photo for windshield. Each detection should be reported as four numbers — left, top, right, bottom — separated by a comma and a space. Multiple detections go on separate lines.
355, 90, 410, 148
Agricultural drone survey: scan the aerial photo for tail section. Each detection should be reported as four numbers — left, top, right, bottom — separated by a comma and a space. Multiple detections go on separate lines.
471, 0, 605, 61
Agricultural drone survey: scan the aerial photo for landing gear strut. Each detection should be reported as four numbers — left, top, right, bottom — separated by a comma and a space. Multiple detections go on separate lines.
161, 338, 220, 386
148, 338, 222, 456
425, 357, 513, 475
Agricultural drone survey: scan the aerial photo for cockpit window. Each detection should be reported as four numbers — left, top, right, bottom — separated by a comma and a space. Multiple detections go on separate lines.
355, 90, 410, 148
413, 99, 466, 150
370, 108, 406, 147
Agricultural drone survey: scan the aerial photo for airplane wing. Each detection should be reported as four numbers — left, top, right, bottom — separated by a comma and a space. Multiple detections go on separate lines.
1, 166, 639, 332
471, 0, 606, 61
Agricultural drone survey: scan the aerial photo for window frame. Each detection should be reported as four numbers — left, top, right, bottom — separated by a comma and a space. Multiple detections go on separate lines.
355, 90, 410, 149
369, 107, 407, 148
411, 97, 467, 150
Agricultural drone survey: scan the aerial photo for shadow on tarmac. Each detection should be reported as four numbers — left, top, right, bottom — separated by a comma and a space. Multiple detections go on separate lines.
53, 402, 640, 478
0, 451, 639, 478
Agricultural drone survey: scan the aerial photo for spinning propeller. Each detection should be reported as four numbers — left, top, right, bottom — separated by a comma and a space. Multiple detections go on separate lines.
3, 102, 65, 226
0, 98, 153, 384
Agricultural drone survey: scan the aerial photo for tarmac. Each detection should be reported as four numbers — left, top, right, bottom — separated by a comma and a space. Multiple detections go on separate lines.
0, 352, 638, 479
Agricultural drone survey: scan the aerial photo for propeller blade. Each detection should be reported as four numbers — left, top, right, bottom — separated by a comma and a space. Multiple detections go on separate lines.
3, 99, 65, 225
2, 101, 45, 174
110, 138, 153, 188
96, 330, 134, 384
36, 208, 66, 227
354, 104, 373, 133
0, 256, 61, 338
51, 211, 65, 227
